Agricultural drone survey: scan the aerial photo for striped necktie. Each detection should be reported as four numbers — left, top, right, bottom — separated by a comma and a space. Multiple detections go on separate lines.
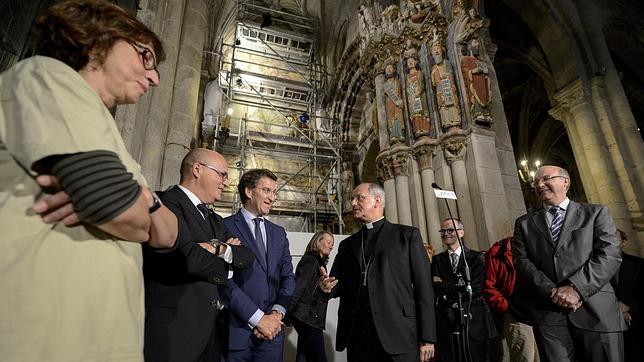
549, 206, 563, 241
450, 252, 459, 273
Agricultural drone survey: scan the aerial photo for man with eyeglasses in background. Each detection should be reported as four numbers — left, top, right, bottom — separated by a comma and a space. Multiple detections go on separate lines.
143, 148, 254, 362
512, 165, 626, 362
222, 168, 295, 361
325, 182, 436, 362
432, 218, 497, 362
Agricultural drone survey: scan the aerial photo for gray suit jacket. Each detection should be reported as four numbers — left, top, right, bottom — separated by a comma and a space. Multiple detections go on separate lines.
511, 200, 627, 332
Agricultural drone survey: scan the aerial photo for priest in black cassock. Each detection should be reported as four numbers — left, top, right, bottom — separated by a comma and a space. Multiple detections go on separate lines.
324, 182, 436, 362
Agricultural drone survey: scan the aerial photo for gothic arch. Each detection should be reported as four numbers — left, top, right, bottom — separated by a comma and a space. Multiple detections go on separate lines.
496, 0, 586, 89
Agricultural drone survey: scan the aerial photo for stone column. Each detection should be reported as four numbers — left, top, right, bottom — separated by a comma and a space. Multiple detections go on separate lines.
391, 146, 413, 226
466, 127, 514, 244
413, 138, 442, 251
137, 0, 186, 189
442, 129, 478, 250
409, 158, 429, 244
581, 3, 644, 222
549, 102, 598, 202
376, 152, 398, 223
550, 81, 632, 235
160, 0, 208, 188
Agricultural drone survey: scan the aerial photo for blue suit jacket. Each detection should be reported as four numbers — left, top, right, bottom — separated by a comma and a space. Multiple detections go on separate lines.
222, 210, 295, 349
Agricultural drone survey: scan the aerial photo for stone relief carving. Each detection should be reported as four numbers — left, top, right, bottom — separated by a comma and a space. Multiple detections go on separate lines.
383, 54, 406, 145
404, 45, 431, 139
430, 35, 462, 131
460, 38, 492, 126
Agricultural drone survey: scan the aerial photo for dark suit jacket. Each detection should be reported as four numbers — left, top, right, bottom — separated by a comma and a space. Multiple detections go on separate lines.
512, 200, 626, 332
222, 210, 295, 350
287, 253, 330, 330
612, 252, 644, 325
143, 186, 253, 361
329, 219, 436, 355
432, 248, 497, 342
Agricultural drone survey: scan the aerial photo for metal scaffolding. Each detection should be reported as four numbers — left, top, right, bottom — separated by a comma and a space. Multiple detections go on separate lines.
209, 0, 343, 233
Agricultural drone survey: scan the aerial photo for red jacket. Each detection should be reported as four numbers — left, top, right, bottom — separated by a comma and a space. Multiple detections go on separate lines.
484, 237, 514, 314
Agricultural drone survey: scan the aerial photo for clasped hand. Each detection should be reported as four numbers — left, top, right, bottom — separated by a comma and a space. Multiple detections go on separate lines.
253, 311, 283, 340
550, 285, 582, 311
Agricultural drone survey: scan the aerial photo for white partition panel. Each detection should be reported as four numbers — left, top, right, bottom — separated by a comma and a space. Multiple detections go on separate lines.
284, 232, 349, 362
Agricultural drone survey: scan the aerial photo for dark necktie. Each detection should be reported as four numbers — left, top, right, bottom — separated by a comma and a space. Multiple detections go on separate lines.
450, 253, 459, 273
254, 217, 267, 258
549, 206, 563, 241
196, 203, 210, 220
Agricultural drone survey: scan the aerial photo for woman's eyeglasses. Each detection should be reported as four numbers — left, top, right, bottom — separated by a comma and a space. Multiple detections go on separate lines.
129, 42, 159, 80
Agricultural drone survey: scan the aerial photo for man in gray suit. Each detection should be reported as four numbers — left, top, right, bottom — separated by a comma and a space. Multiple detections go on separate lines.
512, 165, 626, 362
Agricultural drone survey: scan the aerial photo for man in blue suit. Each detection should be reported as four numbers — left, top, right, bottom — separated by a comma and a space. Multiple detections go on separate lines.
223, 168, 295, 361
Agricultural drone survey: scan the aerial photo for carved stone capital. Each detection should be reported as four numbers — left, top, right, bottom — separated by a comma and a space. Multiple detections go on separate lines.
440, 128, 470, 163
553, 79, 591, 111
375, 149, 395, 182
412, 136, 439, 170
548, 104, 570, 123
390, 148, 412, 177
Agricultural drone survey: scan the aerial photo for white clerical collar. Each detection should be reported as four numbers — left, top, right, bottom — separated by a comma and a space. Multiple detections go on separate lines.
364, 216, 385, 229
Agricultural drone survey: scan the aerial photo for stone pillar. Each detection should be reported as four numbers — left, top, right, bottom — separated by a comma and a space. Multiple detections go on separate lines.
409, 158, 429, 244
137, 0, 186, 189
466, 127, 514, 244
414, 138, 442, 251
549, 103, 598, 202
160, 0, 208, 188
391, 146, 413, 226
550, 81, 632, 236
581, 3, 644, 226
376, 152, 398, 223
442, 129, 478, 250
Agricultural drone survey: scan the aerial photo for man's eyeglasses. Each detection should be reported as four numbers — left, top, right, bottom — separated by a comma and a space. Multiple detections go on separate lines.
129, 42, 160, 79
198, 162, 228, 181
531, 175, 567, 187
439, 228, 462, 235
256, 187, 278, 197
351, 194, 374, 202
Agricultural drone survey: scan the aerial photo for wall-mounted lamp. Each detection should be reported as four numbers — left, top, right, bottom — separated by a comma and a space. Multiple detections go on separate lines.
235, 78, 243, 87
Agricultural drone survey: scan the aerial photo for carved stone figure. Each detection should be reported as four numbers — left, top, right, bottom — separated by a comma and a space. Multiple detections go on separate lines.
383, 56, 406, 145
430, 42, 462, 130
464, 7, 484, 40
404, 47, 430, 139
406, 0, 430, 23
381, 5, 400, 34
460, 38, 492, 126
